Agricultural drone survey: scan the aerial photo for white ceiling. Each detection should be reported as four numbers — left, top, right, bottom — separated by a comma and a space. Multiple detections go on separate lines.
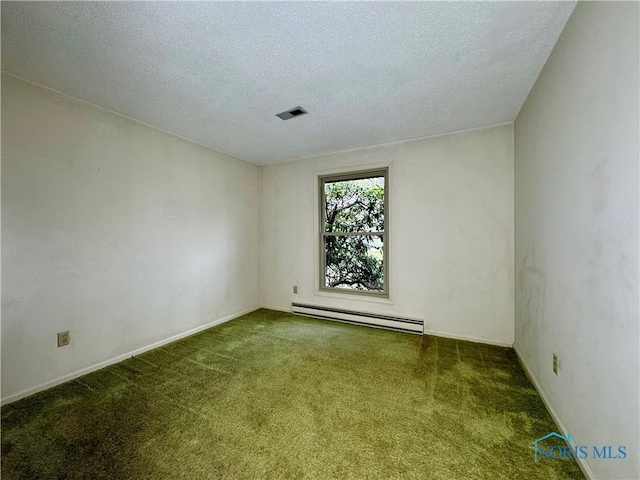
1, 1, 575, 165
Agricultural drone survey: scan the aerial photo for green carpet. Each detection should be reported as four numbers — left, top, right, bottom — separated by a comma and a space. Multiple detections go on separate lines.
2, 309, 583, 479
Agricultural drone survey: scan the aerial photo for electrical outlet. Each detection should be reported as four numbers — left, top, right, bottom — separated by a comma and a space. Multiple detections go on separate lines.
57, 331, 70, 347
293, 285, 298, 294
552, 353, 559, 375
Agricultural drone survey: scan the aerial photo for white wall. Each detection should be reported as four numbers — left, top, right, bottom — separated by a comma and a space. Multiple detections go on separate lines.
1, 74, 261, 402
261, 124, 514, 345
514, 2, 639, 479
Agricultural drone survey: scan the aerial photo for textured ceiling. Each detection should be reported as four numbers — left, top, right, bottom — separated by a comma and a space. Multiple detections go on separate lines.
1, 2, 575, 165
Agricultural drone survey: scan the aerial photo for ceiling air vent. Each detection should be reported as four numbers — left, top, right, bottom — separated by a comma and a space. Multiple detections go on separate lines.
276, 106, 307, 120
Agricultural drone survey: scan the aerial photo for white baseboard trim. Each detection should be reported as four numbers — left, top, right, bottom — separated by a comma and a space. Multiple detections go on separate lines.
423, 327, 513, 348
1, 306, 260, 406
260, 304, 292, 313
513, 344, 594, 480
260, 305, 513, 346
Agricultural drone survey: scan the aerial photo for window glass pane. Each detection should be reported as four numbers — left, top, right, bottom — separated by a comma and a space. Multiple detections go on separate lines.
324, 235, 384, 291
324, 176, 384, 233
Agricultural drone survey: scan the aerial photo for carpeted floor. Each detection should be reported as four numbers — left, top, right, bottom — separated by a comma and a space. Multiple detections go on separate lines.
2, 309, 583, 479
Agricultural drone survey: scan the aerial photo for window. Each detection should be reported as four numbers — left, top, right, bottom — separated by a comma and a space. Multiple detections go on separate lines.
319, 168, 388, 296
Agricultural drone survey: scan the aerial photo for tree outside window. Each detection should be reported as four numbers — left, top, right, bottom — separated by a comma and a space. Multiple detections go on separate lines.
319, 169, 387, 296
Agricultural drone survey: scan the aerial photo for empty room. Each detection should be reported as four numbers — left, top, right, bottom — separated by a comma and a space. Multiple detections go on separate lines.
1, 1, 638, 479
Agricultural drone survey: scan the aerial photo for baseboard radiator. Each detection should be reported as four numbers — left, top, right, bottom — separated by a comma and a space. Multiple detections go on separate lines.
291, 303, 423, 334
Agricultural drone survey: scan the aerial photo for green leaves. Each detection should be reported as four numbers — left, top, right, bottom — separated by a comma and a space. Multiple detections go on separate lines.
323, 176, 385, 292
324, 235, 384, 291
324, 178, 384, 233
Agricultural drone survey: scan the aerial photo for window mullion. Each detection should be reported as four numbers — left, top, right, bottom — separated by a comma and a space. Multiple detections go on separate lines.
322, 231, 384, 237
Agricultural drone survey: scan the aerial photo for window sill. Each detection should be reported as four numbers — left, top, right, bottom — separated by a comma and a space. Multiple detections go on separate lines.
315, 289, 394, 305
